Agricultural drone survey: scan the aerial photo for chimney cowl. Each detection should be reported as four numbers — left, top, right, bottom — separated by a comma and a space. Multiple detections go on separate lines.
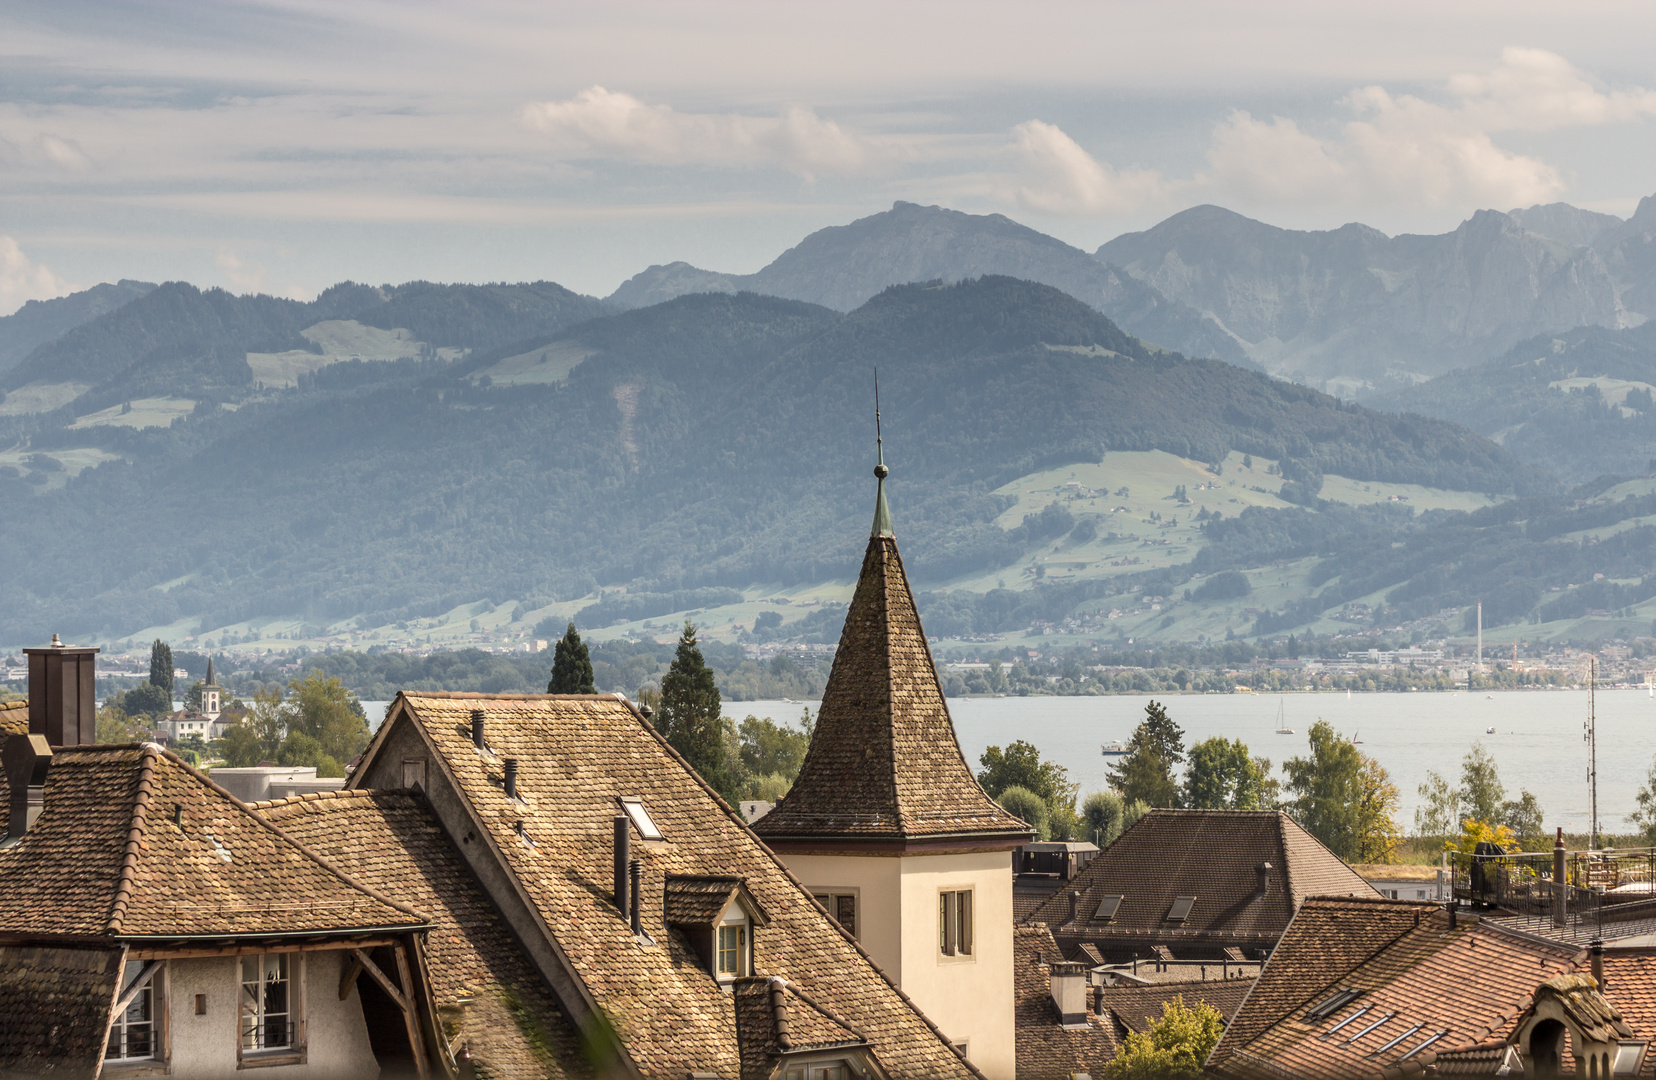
503, 759, 519, 801
3, 734, 52, 843
470, 709, 486, 751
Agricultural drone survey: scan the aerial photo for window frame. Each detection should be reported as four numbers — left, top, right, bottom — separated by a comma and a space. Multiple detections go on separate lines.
1092, 894, 1124, 922
809, 889, 859, 939
237, 951, 306, 1069
106, 960, 164, 1067
715, 901, 751, 981
619, 796, 665, 841
939, 888, 975, 960
1166, 895, 1197, 922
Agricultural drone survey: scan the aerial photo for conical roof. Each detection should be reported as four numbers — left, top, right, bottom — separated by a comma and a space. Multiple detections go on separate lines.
754, 469, 1031, 851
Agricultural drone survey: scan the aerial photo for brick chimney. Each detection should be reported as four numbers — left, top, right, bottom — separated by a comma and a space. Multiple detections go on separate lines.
24, 635, 98, 748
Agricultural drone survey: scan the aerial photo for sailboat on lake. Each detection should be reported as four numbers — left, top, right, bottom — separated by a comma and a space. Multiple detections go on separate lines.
1274, 698, 1294, 735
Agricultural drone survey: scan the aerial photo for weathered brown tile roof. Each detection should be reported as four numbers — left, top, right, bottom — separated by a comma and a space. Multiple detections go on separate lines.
0, 743, 425, 940
0, 944, 125, 1077
1024, 809, 1379, 961
753, 535, 1030, 846
375, 692, 981, 1080
0, 700, 27, 737
1097, 977, 1255, 1036
664, 875, 767, 927
1603, 950, 1656, 1077
1209, 897, 1583, 1078
254, 788, 586, 1079
1013, 925, 1118, 1080
731, 976, 870, 1080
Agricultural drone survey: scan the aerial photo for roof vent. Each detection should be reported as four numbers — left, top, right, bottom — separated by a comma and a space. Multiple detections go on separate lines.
503, 759, 520, 801
1256, 861, 1273, 897
2, 734, 52, 842
471, 709, 486, 750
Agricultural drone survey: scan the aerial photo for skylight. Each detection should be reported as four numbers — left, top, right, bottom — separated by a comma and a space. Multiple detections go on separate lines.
620, 797, 664, 840
1306, 987, 1363, 1021
1093, 895, 1123, 921
1166, 895, 1196, 922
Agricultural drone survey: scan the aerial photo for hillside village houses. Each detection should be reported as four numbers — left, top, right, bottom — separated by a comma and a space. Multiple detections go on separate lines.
7, 449, 1656, 1078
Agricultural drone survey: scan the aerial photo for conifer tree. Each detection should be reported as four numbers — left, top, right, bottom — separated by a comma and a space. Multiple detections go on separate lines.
1106, 699, 1185, 808
657, 622, 732, 797
148, 639, 174, 696
547, 622, 596, 694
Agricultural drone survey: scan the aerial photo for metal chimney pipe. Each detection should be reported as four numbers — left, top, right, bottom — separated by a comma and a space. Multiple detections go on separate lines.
1554, 828, 1568, 929
503, 759, 519, 801
1591, 939, 1605, 989
629, 858, 643, 936
614, 812, 630, 915
471, 709, 485, 750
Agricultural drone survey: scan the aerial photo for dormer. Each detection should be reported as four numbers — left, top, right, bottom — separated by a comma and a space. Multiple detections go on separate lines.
664, 876, 769, 984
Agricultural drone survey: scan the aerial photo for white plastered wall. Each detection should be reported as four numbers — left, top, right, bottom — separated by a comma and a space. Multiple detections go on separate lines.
777, 850, 1015, 1080
145, 951, 379, 1080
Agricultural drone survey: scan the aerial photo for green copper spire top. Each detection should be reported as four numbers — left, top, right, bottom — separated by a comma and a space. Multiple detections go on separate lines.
871, 371, 893, 538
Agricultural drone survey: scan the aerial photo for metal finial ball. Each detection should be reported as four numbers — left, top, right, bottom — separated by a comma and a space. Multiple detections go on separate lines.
874, 463, 888, 479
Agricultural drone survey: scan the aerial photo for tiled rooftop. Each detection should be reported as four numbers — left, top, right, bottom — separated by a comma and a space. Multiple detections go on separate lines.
0, 944, 124, 1077
753, 535, 1031, 846
0, 743, 424, 940
1013, 925, 1117, 1080
255, 788, 585, 1079
365, 692, 981, 1079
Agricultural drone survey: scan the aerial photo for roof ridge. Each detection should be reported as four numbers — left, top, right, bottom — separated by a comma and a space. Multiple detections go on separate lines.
248, 788, 377, 810
168, 748, 430, 926
105, 743, 161, 934
402, 691, 629, 701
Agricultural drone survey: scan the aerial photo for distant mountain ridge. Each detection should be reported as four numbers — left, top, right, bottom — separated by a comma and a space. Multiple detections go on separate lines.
0, 280, 156, 374
609, 201, 1252, 367
1098, 197, 1656, 394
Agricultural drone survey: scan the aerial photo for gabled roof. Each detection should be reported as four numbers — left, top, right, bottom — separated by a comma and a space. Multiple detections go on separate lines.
752, 531, 1030, 847
0, 944, 125, 1077
1013, 925, 1118, 1080
1209, 897, 1584, 1078
732, 976, 872, 1080
255, 788, 586, 1079
357, 691, 980, 1079
1097, 978, 1255, 1037
665, 875, 768, 927
0, 743, 425, 940
1024, 809, 1379, 956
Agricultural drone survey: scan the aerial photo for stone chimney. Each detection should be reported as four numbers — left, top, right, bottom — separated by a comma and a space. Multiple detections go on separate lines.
24, 635, 98, 748
3, 734, 52, 842
1050, 961, 1089, 1028
1255, 861, 1273, 898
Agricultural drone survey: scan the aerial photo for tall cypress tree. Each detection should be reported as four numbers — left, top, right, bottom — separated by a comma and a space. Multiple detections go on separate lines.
657, 622, 732, 797
148, 639, 174, 696
547, 622, 596, 694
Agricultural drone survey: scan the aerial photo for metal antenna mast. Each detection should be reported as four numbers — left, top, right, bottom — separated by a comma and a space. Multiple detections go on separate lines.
1587, 657, 1599, 850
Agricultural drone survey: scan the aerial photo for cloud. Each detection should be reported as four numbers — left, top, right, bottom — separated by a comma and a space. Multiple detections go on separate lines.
216, 248, 308, 299
1450, 46, 1656, 132
1007, 120, 1166, 216
0, 131, 93, 172
1203, 112, 1345, 204
0, 237, 75, 316
521, 86, 892, 178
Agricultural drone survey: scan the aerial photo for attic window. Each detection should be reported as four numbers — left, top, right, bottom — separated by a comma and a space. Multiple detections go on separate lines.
1093, 895, 1124, 922
619, 797, 663, 840
1307, 987, 1363, 1021
1166, 896, 1196, 922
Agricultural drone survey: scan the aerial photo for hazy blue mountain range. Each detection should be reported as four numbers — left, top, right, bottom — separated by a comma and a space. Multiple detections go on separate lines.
0, 277, 1538, 643
1098, 197, 1656, 394
0, 279, 156, 373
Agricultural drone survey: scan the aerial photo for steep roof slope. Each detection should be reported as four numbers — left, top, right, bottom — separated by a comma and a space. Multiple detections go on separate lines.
0, 944, 125, 1077
369, 692, 979, 1079
0, 743, 424, 939
1012, 925, 1118, 1080
256, 788, 585, 1079
754, 468, 1030, 847
1209, 898, 1582, 1077
1023, 810, 1378, 958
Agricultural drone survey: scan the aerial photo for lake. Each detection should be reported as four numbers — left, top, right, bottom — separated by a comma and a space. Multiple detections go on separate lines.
730, 690, 1656, 835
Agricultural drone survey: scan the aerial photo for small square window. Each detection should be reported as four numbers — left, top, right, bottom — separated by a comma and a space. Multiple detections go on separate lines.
1093, 895, 1124, 922
1166, 896, 1196, 922
619, 797, 664, 840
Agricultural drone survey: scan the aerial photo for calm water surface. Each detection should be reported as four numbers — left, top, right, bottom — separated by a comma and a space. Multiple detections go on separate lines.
734, 691, 1656, 834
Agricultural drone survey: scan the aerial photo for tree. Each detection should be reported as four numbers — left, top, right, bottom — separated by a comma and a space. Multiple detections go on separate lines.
547, 622, 596, 694
215, 721, 266, 768
95, 702, 147, 744
657, 622, 734, 799
185, 679, 206, 712
275, 731, 344, 778
285, 670, 370, 766
1107, 700, 1184, 808
1631, 755, 1656, 845
1458, 742, 1505, 823
1414, 770, 1459, 838
738, 715, 811, 781
118, 682, 172, 718
1105, 997, 1224, 1080
1083, 790, 1126, 847
978, 740, 1072, 806
1182, 737, 1277, 810
996, 786, 1049, 841
1283, 721, 1399, 863
149, 640, 174, 696
1420, 745, 1543, 849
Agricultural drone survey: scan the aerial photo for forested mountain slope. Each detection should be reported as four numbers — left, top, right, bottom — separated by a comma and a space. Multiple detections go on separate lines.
0, 277, 1529, 643
0, 279, 155, 374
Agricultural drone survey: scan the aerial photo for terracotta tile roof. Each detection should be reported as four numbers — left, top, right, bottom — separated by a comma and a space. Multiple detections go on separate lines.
374, 692, 981, 1080
1013, 925, 1118, 1080
1024, 809, 1379, 962
732, 976, 870, 1080
0, 944, 124, 1076
664, 875, 766, 927
753, 536, 1031, 846
1209, 897, 1584, 1078
0, 700, 27, 737
1097, 977, 1255, 1035
0, 743, 426, 940
254, 788, 585, 1079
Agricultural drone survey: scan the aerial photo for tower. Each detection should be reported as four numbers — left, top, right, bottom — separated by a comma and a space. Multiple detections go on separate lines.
201, 657, 221, 721
753, 418, 1031, 1079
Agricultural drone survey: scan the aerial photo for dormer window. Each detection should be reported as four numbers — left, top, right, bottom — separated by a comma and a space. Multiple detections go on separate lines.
664, 875, 768, 983
620, 796, 664, 840
717, 906, 750, 980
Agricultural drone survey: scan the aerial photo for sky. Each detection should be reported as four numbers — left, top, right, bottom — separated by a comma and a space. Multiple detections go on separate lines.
3, 1, 1656, 314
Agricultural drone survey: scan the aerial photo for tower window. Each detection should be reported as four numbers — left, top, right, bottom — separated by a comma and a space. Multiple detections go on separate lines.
940, 889, 974, 957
